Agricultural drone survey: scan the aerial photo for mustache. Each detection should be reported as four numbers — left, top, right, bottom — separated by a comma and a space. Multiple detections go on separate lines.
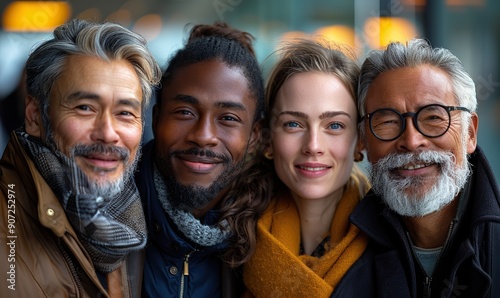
170, 148, 230, 163
71, 143, 130, 161
377, 150, 454, 170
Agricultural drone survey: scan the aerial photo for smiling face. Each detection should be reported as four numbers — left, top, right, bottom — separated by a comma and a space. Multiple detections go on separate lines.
153, 59, 258, 211
269, 71, 359, 202
26, 55, 143, 188
363, 65, 478, 216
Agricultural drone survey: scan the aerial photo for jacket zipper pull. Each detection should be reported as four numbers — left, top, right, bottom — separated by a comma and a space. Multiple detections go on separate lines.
183, 254, 190, 276
423, 276, 432, 298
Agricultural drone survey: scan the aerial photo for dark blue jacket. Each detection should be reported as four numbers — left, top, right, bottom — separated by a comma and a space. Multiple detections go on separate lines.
350, 146, 500, 298
328, 248, 377, 297
135, 140, 241, 298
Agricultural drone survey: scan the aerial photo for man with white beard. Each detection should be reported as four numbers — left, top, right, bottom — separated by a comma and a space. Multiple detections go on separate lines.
350, 38, 500, 298
0, 19, 161, 297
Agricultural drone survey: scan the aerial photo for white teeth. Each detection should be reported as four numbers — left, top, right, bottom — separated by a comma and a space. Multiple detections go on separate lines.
299, 166, 327, 171
401, 163, 431, 170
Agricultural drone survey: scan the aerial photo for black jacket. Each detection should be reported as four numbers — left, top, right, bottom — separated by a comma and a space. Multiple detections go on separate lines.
350, 146, 500, 298
135, 140, 242, 298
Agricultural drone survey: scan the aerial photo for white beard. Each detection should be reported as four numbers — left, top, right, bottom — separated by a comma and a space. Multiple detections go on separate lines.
369, 150, 471, 217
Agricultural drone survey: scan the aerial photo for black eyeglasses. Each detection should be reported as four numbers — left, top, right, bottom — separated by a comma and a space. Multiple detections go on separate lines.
361, 104, 471, 141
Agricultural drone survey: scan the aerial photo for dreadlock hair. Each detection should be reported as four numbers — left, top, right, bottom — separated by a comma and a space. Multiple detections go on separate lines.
157, 21, 264, 123
157, 22, 269, 268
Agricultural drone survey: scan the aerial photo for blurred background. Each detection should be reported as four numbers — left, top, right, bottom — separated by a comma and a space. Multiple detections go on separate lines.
0, 0, 499, 180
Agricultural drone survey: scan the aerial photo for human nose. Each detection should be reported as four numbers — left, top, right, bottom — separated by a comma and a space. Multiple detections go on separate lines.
395, 115, 429, 152
186, 116, 219, 147
90, 113, 120, 144
301, 128, 324, 156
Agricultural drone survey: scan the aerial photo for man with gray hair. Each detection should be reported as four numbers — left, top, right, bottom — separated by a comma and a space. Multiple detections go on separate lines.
350, 38, 500, 297
0, 19, 161, 297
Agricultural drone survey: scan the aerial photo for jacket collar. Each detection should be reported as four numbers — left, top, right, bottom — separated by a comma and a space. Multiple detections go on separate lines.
7, 132, 73, 237
350, 191, 399, 248
468, 146, 500, 224
350, 146, 500, 247
4, 131, 112, 296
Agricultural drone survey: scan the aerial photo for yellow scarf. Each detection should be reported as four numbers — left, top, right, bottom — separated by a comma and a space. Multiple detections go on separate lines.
243, 182, 368, 298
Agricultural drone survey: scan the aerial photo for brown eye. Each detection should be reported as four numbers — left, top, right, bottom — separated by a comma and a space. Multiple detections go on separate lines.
77, 105, 91, 111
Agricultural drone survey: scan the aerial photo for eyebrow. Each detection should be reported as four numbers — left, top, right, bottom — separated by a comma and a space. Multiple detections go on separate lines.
67, 91, 100, 101
173, 94, 247, 111
319, 111, 351, 119
67, 91, 141, 110
173, 94, 198, 104
277, 110, 351, 119
118, 98, 141, 110
277, 111, 308, 119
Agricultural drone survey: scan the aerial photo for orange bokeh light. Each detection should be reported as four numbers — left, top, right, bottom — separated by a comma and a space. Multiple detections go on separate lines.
314, 25, 359, 50
2, 1, 71, 32
363, 17, 418, 49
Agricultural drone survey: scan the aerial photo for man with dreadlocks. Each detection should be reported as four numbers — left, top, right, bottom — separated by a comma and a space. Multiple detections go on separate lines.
0, 19, 161, 297
135, 22, 267, 297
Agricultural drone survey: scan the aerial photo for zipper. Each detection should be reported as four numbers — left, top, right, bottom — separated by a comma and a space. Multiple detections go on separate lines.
423, 276, 432, 298
183, 253, 191, 276
407, 219, 458, 298
429, 219, 457, 279
179, 251, 195, 298
406, 230, 433, 298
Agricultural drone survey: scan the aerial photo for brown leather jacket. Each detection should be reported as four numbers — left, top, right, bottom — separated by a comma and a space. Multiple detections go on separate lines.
0, 132, 143, 297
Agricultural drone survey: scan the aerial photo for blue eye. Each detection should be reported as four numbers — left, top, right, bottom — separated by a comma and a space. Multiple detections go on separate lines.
329, 122, 344, 130
284, 121, 300, 128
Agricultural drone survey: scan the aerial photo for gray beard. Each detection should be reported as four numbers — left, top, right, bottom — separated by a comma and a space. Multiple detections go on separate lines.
44, 122, 139, 198
369, 150, 471, 217
69, 144, 139, 198
17, 128, 147, 272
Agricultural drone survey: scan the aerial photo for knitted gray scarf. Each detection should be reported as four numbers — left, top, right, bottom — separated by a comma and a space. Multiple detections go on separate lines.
153, 166, 230, 247
17, 130, 147, 273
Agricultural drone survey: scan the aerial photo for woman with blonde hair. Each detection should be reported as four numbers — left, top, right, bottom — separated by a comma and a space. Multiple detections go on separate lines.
240, 39, 373, 297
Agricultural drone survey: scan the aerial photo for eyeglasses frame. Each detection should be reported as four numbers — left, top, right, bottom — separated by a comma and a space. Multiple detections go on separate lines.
361, 104, 471, 141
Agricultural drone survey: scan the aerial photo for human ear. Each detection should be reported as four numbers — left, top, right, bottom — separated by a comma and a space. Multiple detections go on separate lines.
263, 146, 274, 160
25, 95, 42, 137
354, 129, 366, 162
466, 112, 479, 154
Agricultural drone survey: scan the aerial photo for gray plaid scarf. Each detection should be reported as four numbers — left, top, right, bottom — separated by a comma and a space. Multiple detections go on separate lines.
17, 130, 147, 273
153, 166, 230, 247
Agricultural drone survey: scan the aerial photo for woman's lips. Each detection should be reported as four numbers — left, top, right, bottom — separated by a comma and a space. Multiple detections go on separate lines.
295, 162, 331, 178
